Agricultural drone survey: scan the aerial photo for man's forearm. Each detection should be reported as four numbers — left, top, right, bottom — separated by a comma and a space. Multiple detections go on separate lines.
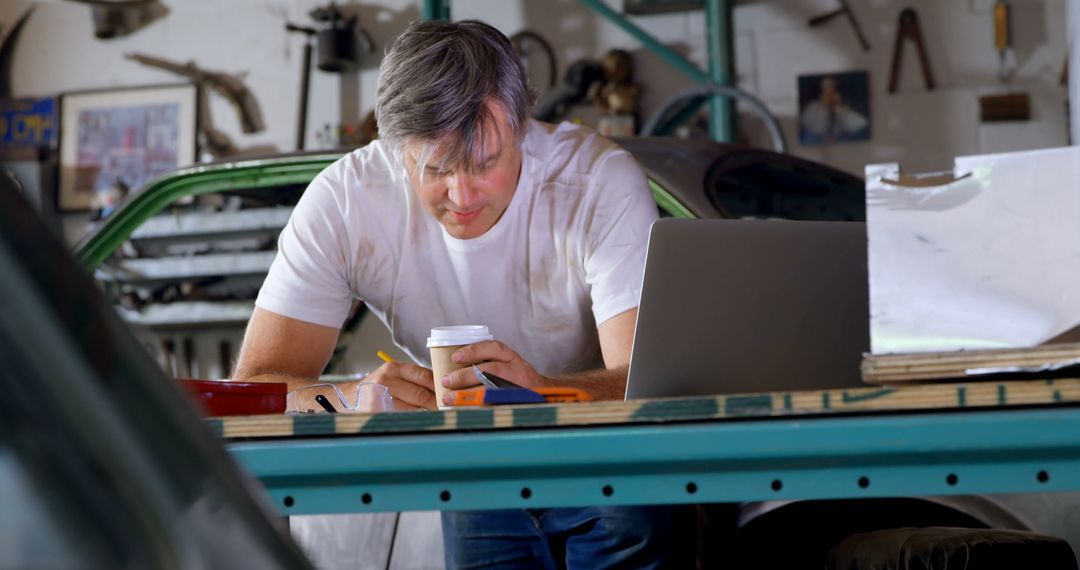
234, 372, 319, 392
545, 365, 628, 401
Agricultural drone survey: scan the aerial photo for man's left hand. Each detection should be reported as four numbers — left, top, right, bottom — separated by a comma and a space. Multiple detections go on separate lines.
438, 340, 549, 406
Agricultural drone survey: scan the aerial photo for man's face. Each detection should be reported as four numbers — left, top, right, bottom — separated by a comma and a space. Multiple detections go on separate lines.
404, 103, 523, 240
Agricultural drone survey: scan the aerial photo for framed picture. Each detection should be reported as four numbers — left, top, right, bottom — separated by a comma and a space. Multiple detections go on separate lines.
59, 83, 196, 211
797, 71, 871, 145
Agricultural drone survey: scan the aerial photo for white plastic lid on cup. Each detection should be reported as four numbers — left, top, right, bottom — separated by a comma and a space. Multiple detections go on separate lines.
427, 325, 493, 348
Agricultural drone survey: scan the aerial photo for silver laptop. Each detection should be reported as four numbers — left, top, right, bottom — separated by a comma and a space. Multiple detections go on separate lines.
624, 219, 869, 400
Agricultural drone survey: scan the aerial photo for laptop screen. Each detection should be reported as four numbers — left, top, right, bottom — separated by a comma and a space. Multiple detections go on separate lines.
624, 219, 869, 400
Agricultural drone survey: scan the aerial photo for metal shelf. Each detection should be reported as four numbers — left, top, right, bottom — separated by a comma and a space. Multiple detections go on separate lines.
118, 300, 255, 328
129, 207, 292, 243
96, 251, 276, 284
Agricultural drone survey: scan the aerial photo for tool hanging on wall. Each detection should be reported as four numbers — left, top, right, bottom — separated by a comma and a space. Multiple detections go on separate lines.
219, 340, 233, 378
309, 3, 374, 73
286, 3, 374, 151
183, 336, 197, 379
126, 53, 269, 158
887, 8, 936, 93
285, 23, 318, 151
993, 0, 1017, 82
807, 0, 870, 52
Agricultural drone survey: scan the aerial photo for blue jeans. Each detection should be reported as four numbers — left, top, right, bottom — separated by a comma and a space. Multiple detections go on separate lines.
441, 506, 695, 569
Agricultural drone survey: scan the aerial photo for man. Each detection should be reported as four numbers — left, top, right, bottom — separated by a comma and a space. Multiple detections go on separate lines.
234, 19, 692, 569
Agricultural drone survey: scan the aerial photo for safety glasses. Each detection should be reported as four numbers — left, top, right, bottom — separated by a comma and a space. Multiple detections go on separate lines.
286, 381, 394, 414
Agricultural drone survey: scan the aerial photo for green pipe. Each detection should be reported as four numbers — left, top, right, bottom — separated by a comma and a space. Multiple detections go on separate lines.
706, 0, 734, 141
576, 0, 708, 84
422, 0, 450, 20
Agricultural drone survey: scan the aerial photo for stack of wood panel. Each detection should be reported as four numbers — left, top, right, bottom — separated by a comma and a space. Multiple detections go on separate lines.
862, 343, 1080, 384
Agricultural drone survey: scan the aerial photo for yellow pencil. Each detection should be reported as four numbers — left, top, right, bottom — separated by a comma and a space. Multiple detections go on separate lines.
376, 350, 396, 364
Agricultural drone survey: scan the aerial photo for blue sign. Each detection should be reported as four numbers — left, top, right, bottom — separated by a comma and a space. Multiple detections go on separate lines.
0, 97, 56, 149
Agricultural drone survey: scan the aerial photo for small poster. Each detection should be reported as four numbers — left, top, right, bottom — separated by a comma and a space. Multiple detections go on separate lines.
0, 97, 57, 150
798, 71, 871, 145
59, 84, 196, 211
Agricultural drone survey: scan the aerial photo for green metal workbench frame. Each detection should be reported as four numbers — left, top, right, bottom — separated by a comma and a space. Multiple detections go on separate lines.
229, 406, 1080, 515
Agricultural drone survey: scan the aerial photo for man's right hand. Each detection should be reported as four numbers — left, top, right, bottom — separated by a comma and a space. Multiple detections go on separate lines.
364, 361, 437, 411
285, 362, 437, 413
235, 308, 437, 412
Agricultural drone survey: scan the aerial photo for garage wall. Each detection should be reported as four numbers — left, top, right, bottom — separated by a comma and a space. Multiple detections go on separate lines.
0, 0, 1068, 188
731, 0, 1070, 175
432, 0, 1069, 176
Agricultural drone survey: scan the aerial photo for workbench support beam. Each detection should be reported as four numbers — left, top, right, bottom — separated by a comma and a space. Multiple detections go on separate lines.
231, 408, 1080, 516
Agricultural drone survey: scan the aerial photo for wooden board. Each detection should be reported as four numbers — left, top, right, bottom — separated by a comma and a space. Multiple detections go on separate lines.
862, 343, 1080, 384
212, 377, 1080, 440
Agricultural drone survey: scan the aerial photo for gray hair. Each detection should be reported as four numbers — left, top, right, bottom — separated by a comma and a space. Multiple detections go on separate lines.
375, 20, 535, 176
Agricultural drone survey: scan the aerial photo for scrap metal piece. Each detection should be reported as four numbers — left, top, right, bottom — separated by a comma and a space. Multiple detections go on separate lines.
126, 53, 265, 134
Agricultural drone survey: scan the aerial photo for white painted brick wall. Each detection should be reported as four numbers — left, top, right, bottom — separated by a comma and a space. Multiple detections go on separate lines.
0, 0, 1068, 178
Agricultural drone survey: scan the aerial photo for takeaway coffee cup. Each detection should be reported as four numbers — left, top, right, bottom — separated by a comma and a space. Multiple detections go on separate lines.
427, 325, 494, 409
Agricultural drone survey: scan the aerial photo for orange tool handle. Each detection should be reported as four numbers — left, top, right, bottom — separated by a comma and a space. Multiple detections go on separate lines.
994, 1, 1010, 53
448, 387, 593, 406
535, 387, 592, 402
451, 388, 488, 406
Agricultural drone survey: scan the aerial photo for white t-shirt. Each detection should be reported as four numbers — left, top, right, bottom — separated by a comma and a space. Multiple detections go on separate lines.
256, 120, 658, 376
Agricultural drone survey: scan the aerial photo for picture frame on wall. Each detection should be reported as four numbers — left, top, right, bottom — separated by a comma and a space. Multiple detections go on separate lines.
797, 70, 871, 146
58, 83, 197, 212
